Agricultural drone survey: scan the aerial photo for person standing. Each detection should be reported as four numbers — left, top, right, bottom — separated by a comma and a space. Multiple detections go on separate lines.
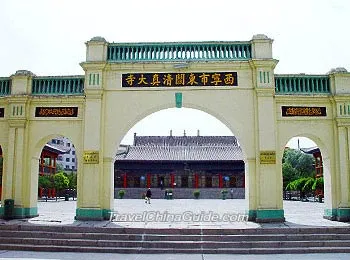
145, 188, 152, 204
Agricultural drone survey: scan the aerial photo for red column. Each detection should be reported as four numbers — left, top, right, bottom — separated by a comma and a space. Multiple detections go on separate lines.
40, 155, 44, 175
219, 174, 223, 188
53, 157, 57, 174
147, 174, 151, 188
123, 173, 127, 188
194, 173, 199, 189
49, 157, 52, 174
171, 174, 175, 188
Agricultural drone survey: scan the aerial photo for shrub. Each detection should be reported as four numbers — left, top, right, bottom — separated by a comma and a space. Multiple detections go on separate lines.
118, 189, 125, 199
193, 190, 200, 199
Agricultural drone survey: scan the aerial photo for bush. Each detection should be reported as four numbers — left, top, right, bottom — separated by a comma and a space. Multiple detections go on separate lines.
193, 190, 200, 199
118, 189, 125, 199
221, 189, 228, 200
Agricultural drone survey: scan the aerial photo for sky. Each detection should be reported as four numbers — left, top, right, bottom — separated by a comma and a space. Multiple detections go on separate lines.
1, 0, 348, 148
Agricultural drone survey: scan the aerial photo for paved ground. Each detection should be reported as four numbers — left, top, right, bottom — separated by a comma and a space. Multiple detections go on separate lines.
1, 199, 350, 259
2, 198, 348, 228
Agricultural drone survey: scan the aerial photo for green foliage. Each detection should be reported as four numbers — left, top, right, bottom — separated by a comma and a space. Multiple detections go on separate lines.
312, 177, 324, 190
118, 189, 125, 199
285, 176, 324, 193
53, 172, 69, 192
38, 175, 53, 189
193, 189, 200, 199
282, 148, 315, 189
66, 173, 77, 189
282, 162, 298, 188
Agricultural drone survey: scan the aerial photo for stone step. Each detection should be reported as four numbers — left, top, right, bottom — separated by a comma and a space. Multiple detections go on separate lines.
1, 244, 350, 254
2, 225, 350, 235
2, 230, 350, 242
1, 237, 350, 249
1, 225, 350, 254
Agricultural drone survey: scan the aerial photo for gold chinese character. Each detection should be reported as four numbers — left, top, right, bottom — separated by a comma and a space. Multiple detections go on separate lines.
211, 73, 222, 85
163, 74, 173, 86
175, 74, 185, 85
224, 73, 235, 85
125, 74, 136, 86
187, 73, 198, 85
151, 74, 161, 86
138, 74, 148, 86
199, 73, 210, 85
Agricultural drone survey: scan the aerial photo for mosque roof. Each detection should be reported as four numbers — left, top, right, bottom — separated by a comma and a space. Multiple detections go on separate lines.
116, 136, 243, 161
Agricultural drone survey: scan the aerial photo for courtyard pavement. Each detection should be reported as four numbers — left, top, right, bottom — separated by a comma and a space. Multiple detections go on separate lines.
1, 198, 349, 229
1, 199, 350, 259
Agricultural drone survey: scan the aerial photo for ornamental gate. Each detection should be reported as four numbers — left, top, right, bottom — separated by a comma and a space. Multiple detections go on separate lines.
0, 34, 350, 222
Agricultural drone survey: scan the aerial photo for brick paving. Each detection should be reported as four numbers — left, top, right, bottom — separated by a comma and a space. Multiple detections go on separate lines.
1, 199, 349, 229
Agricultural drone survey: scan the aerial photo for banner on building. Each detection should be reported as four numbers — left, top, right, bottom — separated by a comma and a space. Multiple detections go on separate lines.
35, 107, 78, 117
281, 106, 327, 117
122, 72, 238, 87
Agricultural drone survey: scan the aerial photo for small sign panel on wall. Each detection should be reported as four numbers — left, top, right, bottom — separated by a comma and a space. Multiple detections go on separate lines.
35, 107, 78, 117
83, 151, 99, 164
260, 151, 276, 164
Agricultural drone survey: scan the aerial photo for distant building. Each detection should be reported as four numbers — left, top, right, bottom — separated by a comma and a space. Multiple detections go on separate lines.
300, 147, 323, 178
40, 144, 70, 175
47, 137, 77, 172
115, 134, 245, 190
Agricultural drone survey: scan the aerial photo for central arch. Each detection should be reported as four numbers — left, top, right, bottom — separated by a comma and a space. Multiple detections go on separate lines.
101, 101, 256, 219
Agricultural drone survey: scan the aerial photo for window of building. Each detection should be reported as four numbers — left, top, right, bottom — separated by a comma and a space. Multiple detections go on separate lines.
72, 158, 75, 163
57, 140, 60, 145
67, 143, 70, 147
57, 156, 63, 161
52, 139, 56, 144
72, 166, 75, 170
72, 151, 75, 155
65, 165, 69, 169
66, 158, 70, 162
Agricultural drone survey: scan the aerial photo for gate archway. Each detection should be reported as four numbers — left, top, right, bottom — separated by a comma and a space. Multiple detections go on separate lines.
0, 35, 349, 222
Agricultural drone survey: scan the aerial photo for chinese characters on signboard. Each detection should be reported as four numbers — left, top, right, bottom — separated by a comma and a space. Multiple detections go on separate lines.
122, 72, 238, 88
83, 151, 99, 164
260, 151, 276, 164
0, 108, 4, 118
281, 106, 327, 117
35, 107, 78, 117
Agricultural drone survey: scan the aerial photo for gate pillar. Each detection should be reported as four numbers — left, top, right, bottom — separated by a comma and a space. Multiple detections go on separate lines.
1, 70, 38, 219
75, 37, 111, 220
249, 36, 284, 222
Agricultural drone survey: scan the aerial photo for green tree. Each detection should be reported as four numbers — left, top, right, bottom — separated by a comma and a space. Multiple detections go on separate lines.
53, 172, 69, 199
38, 175, 53, 189
66, 173, 77, 189
282, 148, 315, 180
282, 162, 299, 189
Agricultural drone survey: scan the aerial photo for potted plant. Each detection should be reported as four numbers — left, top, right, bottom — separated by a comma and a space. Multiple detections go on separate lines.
165, 189, 173, 200
221, 189, 228, 200
193, 189, 200, 199
118, 189, 125, 199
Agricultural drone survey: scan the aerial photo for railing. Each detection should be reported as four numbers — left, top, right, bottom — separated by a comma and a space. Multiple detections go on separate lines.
107, 42, 252, 62
0, 78, 11, 96
32, 76, 84, 95
275, 75, 330, 95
